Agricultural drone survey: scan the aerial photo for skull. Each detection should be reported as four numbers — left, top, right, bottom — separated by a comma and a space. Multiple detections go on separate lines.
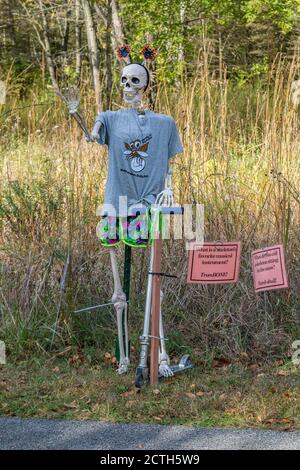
120, 63, 148, 107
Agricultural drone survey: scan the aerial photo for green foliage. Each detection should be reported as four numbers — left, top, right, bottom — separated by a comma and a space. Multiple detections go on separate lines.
2, 0, 300, 90
0, 179, 65, 242
243, 0, 299, 33
201, 0, 248, 25
231, 58, 269, 86
119, 0, 190, 84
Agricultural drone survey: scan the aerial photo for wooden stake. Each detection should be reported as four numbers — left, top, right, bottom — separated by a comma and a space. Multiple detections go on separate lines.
150, 234, 162, 386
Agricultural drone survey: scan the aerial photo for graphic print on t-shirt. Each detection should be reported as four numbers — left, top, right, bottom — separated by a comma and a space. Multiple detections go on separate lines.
123, 134, 152, 173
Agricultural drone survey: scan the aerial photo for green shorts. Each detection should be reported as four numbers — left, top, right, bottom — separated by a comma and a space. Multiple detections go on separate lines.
98, 211, 151, 248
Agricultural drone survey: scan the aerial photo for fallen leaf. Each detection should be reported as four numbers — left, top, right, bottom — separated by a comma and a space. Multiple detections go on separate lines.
240, 352, 249, 359
63, 402, 78, 409
185, 392, 196, 399
0, 381, 8, 391
275, 359, 284, 366
125, 400, 135, 408
196, 391, 205, 397
277, 370, 289, 376
264, 419, 274, 425
153, 416, 162, 421
212, 358, 231, 368
225, 408, 238, 416
51, 367, 60, 373
281, 418, 295, 424
121, 389, 136, 397
153, 389, 160, 395
69, 354, 82, 364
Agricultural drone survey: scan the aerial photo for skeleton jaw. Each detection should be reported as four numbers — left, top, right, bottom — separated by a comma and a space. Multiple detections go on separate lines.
123, 89, 143, 108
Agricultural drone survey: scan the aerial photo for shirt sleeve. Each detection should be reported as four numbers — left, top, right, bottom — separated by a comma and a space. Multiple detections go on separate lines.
93, 110, 112, 145
168, 118, 183, 159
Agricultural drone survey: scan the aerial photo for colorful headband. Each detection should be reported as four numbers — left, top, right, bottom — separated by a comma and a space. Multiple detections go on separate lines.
116, 44, 156, 66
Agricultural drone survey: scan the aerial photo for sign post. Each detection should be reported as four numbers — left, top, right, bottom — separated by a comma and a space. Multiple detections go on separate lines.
150, 236, 162, 386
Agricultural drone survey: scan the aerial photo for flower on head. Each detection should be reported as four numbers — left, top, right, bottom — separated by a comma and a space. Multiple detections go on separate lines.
116, 44, 131, 60
141, 45, 156, 61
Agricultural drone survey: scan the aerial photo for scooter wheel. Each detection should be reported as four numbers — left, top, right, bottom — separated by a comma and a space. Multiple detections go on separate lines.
135, 367, 148, 388
179, 354, 192, 368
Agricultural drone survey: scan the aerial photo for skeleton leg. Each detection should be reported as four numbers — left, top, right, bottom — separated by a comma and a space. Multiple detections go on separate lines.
158, 290, 174, 377
109, 248, 129, 374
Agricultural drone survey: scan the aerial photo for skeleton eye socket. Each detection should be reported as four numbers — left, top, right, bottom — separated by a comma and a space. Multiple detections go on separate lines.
121, 76, 127, 83
134, 140, 141, 148
132, 77, 140, 84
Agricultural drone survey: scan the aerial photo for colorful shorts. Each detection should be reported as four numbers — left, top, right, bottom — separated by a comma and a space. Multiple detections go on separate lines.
97, 211, 151, 248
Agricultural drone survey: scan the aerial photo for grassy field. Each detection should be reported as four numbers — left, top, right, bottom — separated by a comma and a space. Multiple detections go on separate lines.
0, 354, 299, 430
0, 54, 300, 403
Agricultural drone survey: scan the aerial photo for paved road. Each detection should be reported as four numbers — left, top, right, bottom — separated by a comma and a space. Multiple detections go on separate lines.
0, 417, 299, 450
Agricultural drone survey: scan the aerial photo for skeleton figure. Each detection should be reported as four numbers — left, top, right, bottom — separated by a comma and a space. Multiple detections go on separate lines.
88, 45, 182, 377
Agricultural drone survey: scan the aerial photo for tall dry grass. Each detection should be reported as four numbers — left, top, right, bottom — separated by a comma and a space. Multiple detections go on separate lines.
0, 49, 300, 363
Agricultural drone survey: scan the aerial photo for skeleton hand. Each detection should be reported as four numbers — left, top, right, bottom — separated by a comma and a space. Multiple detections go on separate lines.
86, 121, 102, 142
155, 169, 174, 207
86, 121, 103, 143
155, 188, 174, 207
85, 131, 98, 143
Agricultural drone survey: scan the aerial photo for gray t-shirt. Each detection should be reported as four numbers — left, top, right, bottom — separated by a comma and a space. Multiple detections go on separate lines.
94, 108, 183, 216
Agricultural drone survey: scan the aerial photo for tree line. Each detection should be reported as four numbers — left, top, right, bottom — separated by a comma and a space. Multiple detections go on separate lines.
1, 0, 300, 110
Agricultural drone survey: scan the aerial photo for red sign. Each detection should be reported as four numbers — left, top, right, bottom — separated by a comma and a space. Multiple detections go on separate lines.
251, 245, 288, 292
187, 242, 241, 284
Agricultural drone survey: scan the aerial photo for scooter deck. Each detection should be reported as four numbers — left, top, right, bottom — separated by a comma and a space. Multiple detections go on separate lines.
159, 354, 193, 379
158, 364, 193, 379
169, 363, 193, 374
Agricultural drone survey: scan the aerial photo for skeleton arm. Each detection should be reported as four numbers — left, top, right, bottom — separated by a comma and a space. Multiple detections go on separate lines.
88, 120, 104, 143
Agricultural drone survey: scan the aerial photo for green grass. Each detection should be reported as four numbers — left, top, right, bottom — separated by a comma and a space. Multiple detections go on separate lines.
0, 354, 299, 430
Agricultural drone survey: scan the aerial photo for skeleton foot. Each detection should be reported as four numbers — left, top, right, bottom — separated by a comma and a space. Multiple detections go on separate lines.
159, 362, 174, 378
159, 351, 174, 378
117, 357, 130, 375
